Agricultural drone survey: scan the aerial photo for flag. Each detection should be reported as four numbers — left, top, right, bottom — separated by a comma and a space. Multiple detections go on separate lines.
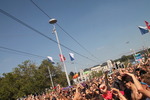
69, 53, 75, 61
73, 73, 78, 79
59, 54, 66, 62
145, 21, 150, 30
138, 26, 149, 35
47, 56, 55, 64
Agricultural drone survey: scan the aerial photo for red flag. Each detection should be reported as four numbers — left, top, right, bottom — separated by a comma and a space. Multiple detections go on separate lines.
59, 54, 66, 62
145, 21, 150, 30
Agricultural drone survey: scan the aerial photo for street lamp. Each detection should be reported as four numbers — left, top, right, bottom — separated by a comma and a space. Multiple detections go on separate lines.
49, 18, 71, 86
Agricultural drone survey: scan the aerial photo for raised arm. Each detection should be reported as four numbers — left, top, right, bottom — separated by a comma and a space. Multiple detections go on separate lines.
126, 73, 150, 98
111, 88, 127, 100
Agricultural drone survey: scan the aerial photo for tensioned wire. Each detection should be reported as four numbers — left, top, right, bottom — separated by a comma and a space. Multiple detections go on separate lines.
0, 9, 99, 63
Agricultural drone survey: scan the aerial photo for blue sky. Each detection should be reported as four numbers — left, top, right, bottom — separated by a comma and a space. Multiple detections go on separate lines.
0, 0, 150, 75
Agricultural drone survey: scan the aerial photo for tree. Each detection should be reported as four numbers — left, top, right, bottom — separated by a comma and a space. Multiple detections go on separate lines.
69, 71, 75, 77
0, 60, 48, 99
0, 59, 71, 99
39, 60, 68, 87
91, 70, 103, 78
69, 71, 75, 85
0, 72, 18, 100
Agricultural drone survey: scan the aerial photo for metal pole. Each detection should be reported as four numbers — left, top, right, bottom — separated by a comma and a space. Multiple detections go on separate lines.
52, 24, 71, 86
47, 66, 54, 88
130, 49, 136, 62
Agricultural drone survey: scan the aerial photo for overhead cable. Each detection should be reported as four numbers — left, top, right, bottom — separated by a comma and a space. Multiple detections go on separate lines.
0, 46, 88, 66
0, 9, 99, 63
30, 0, 100, 62
0, 46, 45, 58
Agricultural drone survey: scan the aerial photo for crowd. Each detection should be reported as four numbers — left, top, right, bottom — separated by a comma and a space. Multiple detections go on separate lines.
18, 54, 150, 100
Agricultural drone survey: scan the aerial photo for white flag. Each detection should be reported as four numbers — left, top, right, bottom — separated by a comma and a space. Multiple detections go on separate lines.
69, 53, 75, 61
47, 56, 55, 64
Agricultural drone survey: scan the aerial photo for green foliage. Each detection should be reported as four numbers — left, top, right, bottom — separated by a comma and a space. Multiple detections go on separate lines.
91, 70, 103, 78
115, 55, 134, 63
0, 60, 68, 99
41, 61, 68, 87
69, 71, 75, 77
0, 72, 18, 99
120, 55, 128, 62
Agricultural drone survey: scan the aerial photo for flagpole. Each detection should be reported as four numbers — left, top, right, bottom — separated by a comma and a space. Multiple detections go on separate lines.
49, 19, 71, 86
141, 35, 149, 54
69, 53, 77, 73
130, 49, 136, 62
138, 26, 150, 54
47, 65, 54, 88
145, 30, 150, 54
75, 65, 78, 73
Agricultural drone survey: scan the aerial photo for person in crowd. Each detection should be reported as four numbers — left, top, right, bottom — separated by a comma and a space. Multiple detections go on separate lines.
19, 53, 150, 100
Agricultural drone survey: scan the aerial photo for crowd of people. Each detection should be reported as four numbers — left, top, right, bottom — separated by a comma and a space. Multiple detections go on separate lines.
18, 54, 150, 100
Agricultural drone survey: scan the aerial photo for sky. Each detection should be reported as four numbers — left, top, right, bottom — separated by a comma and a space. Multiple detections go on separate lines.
0, 0, 150, 76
